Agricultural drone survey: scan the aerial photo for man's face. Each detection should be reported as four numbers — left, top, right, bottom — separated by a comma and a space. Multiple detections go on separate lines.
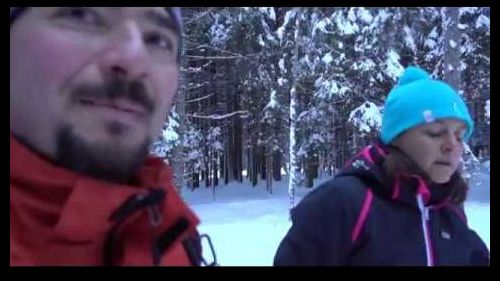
10, 7, 180, 183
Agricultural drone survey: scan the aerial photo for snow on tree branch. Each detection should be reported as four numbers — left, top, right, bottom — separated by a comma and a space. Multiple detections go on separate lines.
385, 49, 404, 81
186, 110, 250, 120
485, 99, 490, 125
185, 93, 213, 103
348, 101, 382, 135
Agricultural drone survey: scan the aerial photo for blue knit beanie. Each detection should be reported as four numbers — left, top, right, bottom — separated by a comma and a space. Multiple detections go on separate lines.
10, 7, 183, 61
381, 66, 474, 144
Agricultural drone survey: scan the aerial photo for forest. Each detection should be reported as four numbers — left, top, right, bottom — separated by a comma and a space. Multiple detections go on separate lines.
150, 7, 490, 197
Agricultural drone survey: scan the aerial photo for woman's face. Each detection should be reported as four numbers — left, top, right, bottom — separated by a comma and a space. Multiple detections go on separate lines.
392, 118, 467, 184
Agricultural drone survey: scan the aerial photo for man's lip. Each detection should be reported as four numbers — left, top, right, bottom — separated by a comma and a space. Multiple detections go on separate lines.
78, 98, 147, 116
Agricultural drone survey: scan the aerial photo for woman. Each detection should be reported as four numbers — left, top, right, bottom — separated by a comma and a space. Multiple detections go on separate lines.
274, 66, 489, 266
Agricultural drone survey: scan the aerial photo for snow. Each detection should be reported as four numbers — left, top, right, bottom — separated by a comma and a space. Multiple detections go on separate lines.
449, 39, 457, 48
465, 201, 490, 250
210, 15, 229, 47
476, 14, 490, 29
312, 18, 331, 36
385, 49, 404, 81
258, 34, 265, 47
357, 58, 376, 72
485, 99, 490, 124
186, 150, 203, 161
357, 7, 373, 24
289, 86, 298, 211
428, 27, 438, 39
259, 7, 276, 21
278, 58, 286, 73
277, 77, 287, 86
314, 78, 347, 99
347, 8, 357, 22
482, 160, 490, 173
277, 9, 296, 41
322, 52, 333, 64
334, 11, 359, 35
182, 172, 490, 266
459, 7, 477, 17
162, 120, 179, 142
404, 25, 417, 52
265, 90, 278, 109
348, 101, 382, 134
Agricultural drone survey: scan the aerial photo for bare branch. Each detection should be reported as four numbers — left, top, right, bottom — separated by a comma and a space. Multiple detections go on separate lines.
185, 93, 213, 103
186, 110, 250, 120
185, 82, 210, 91
185, 55, 245, 60
183, 8, 216, 26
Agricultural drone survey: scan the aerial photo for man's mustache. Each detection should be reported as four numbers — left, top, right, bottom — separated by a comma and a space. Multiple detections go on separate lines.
70, 78, 155, 115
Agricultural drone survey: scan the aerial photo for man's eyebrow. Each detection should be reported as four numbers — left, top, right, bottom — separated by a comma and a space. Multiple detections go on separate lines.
143, 9, 179, 35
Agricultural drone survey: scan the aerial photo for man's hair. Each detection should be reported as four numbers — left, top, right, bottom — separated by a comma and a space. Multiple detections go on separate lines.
10, 7, 183, 62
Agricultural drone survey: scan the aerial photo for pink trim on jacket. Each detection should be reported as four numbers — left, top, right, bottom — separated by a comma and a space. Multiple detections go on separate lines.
351, 189, 374, 243
391, 180, 401, 199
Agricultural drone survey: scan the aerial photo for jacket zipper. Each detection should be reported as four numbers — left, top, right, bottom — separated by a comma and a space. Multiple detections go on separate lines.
416, 194, 434, 266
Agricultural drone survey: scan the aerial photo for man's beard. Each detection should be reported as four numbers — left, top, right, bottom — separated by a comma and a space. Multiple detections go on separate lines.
55, 125, 152, 184
53, 75, 157, 184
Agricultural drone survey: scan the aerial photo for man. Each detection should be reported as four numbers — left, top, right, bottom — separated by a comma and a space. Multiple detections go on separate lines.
10, 7, 204, 266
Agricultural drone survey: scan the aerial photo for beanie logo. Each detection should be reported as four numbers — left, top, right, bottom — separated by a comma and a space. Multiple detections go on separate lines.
423, 110, 434, 123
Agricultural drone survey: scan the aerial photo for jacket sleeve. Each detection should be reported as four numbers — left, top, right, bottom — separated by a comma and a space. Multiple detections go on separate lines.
274, 178, 367, 266
468, 230, 489, 266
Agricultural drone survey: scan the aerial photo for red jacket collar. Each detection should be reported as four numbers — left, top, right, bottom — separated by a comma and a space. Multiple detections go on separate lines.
10, 134, 199, 242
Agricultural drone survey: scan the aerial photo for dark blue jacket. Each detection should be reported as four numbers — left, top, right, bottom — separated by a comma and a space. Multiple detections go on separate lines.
274, 143, 489, 266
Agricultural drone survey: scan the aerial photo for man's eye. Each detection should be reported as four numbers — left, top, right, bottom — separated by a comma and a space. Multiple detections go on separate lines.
55, 7, 104, 26
144, 32, 175, 51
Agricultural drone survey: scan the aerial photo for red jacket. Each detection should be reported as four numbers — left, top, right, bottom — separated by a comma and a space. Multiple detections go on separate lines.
10, 135, 200, 266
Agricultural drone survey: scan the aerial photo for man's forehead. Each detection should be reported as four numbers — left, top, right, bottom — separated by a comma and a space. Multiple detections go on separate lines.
105, 7, 169, 16
106, 7, 179, 33
30, 7, 181, 35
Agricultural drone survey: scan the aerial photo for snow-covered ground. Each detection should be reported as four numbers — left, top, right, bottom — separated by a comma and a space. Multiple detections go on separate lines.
182, 173, 490, 266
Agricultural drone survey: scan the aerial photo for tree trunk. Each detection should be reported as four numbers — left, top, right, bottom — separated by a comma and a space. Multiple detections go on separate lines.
441, 7, 461, 90
171, 46, 187, 195
260, 150, 266, 181
192, 172, 199, 189
288, 8, 301, 217
251, 146, 258, 186
266, 153, 273, 194
273, 151, 282, 181
213, 151, 219, 187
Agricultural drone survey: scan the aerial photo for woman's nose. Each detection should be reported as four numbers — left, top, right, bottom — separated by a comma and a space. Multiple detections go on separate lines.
441, 133, 460, 153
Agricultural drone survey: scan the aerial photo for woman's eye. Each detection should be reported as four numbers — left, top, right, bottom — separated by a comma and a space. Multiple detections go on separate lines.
55, 7, 103, 26
426, 131, 442, 138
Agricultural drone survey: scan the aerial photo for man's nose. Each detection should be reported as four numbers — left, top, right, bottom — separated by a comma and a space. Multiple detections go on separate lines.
99, 21, 151, 80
